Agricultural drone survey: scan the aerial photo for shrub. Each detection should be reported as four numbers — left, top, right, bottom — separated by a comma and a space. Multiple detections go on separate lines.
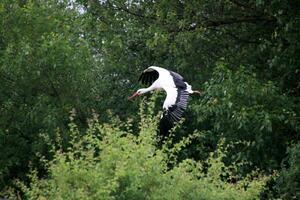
276, 143, 300, 199
17, 102, 268, 200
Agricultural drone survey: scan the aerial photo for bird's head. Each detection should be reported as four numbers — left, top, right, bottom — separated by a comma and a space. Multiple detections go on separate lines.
128, 88, 148, 100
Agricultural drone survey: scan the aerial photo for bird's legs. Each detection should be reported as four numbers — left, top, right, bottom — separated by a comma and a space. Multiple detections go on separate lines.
192, 90, 203, 95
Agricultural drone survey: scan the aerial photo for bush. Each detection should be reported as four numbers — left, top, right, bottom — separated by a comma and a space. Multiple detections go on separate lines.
276, 143, 300, 199
15, 103, 268, 200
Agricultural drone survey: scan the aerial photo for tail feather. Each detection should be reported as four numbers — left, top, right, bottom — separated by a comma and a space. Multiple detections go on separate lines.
184, 82, 193, 94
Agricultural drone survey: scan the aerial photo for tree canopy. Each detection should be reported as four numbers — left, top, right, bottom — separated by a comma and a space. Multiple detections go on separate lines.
0, 0, 299, 199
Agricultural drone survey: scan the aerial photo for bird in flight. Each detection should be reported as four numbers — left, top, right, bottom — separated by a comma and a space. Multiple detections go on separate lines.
128, 66, 202, 135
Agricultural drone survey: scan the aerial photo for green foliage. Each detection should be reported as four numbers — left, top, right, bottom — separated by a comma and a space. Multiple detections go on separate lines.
276, 143, 300, 199
0, 0, 96, 189
17, 106, 267, 200
0, 0, 299, 199
191, 65, 299, 170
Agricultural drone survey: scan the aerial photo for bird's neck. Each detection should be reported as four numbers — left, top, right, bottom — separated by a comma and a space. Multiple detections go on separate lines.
141, 86, 154, 94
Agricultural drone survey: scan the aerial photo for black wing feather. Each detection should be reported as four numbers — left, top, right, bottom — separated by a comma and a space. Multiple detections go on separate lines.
159, 89, 190, 136
138, 69, 159, 87
138, 73, 144, 82
170, 71, 184, 80
169, 71, 187, 90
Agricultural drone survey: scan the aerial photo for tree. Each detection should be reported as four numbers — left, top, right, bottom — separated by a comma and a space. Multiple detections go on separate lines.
0, 0, 95, 189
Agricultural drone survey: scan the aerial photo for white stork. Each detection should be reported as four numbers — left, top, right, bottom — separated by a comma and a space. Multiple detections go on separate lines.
128, 66, 201, 135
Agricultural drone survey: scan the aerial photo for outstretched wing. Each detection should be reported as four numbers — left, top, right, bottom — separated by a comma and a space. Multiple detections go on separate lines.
159, 89, 189, 135
138, 67, 160, 86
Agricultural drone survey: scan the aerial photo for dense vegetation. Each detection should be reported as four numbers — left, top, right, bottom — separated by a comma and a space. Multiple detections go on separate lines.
0, 0, 299, 199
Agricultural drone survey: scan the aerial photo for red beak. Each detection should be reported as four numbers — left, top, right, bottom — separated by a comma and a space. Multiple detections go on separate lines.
128, 92, 140, 100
